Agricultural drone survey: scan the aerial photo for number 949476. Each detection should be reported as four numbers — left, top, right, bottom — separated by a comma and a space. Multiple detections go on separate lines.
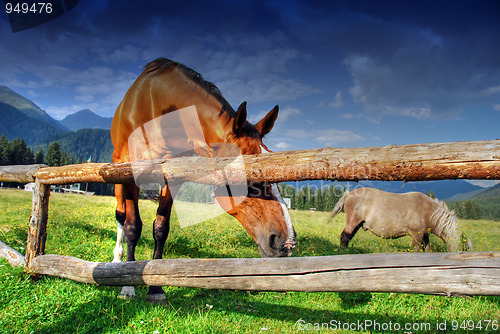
5, 2, 53, 14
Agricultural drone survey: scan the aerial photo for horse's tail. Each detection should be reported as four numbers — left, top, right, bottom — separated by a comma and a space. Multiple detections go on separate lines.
460, 232, 473, 251
330, 190, 349, 220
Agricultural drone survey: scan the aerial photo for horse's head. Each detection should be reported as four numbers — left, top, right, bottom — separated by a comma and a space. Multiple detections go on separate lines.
214, 102, 296, 258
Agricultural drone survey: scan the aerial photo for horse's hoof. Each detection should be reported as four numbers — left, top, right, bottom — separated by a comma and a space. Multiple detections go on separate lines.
118, 286, 136, 299
146, 293, 167, 304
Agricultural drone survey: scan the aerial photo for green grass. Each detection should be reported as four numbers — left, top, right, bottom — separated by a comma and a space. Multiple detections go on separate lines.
0, 188, 499, 333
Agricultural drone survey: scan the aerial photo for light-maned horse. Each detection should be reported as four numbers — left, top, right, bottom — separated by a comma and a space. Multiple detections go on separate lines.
111, 58, 296, 301
330, 187, 472, 252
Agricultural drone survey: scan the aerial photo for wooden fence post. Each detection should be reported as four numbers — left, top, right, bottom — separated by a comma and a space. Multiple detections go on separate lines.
25, 179, 51, 269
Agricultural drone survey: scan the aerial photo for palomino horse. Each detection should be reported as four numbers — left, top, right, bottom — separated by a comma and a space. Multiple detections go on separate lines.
111, 58, 296, 301
330, 187, 472, 252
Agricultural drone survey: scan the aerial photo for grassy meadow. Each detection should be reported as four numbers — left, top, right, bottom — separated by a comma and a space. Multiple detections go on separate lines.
0, 188, 499, 333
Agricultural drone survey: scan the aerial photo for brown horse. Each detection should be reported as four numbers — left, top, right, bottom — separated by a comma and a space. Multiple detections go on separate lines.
111, 58, 296, 301
330, 187, 472, 252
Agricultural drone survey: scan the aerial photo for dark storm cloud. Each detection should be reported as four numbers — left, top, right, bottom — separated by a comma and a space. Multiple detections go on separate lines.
0, 0, 313, 116
271, 0, 500, 119
1, 0, 499, 121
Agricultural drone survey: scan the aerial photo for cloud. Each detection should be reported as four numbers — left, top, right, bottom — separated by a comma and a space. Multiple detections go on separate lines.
339, 17, 500, 120
278, 107, 301, 122
315, 129, 364, 146
328, 91, 343, 109
272, 1, 500, 120
494, 105, 500, 112
274, 142, 292, 150
0, 3, 319, 119
285, 127, 364, 147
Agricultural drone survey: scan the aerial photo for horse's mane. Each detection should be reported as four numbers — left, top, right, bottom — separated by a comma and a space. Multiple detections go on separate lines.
430, 198, 461, 244
144, 58, 236, 117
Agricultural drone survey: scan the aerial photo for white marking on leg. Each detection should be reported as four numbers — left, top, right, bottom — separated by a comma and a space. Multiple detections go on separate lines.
113, 222, 124, 263
271, 183, 296, 249
118, 286, 136, 299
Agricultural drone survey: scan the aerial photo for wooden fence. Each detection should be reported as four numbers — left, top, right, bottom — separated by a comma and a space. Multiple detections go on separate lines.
0, 139, 499, 296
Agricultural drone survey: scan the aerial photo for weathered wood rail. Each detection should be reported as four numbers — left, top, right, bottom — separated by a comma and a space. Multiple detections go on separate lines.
1, 140, 499, 185
29, 252, 500, 296
0, 139, 499, 296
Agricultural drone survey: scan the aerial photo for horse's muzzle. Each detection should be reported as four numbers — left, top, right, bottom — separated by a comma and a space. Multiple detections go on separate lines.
258, 232, 296, 258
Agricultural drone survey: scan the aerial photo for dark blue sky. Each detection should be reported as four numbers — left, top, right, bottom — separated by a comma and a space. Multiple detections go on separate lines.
1, 0, 499, 153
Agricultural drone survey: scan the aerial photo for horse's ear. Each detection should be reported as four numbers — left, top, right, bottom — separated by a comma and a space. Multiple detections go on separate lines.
233, 101, 247, 134
255, 105, 279, 138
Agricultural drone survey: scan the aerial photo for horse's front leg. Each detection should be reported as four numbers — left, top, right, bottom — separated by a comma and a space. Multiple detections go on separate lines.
410, 232, 425, 252
113, 184, 126, 263
146, 184, 176, 303
422, 233, 430, 252
340, 218, 363, 249
117, 184, 143, 299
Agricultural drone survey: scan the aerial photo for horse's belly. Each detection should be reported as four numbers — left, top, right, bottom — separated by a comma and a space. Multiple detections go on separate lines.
363, 220, 407, 238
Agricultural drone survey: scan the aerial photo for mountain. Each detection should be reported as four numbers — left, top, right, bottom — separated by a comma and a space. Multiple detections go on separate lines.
0, 86, 66, 131
474, 183, 500, 199
354, 180, 483, 200
448, 183, 500, 201
60, 109, 112, 131
0, 86, 112, 161
286, 179, 484, 200
0, 101, 68, 145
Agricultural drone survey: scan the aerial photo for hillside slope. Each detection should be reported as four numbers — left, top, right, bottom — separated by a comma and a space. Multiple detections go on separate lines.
0, 86, 66, 131
0, 102, 67, 145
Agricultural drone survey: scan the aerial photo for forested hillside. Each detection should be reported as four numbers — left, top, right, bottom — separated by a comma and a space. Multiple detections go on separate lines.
35, 129, 113, 163
448, 184, 500, 221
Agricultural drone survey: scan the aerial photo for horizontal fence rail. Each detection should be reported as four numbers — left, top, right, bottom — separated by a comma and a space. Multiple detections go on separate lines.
30, 252, 500, 296
1, 140, 499, 185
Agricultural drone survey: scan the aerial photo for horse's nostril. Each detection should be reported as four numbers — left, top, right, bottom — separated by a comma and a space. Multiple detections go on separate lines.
269, 234, 277, 249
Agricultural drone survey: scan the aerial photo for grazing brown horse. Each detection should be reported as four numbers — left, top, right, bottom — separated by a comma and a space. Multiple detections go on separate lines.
111, 58, 296, 301
330, 187, 472, 252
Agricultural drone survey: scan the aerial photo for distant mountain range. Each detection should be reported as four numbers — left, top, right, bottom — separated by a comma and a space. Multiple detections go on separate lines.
285, 179, 486, 201
0, 85, 113, 162
448, 183, 500, 201
60, 109, 112, 131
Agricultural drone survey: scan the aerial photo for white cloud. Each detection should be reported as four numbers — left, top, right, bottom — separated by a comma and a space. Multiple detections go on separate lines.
494, 104, 500, 112
486, 86, 500, 96
278, 107, 301, 122
274, 142, 292, 150
315, 129, 364, 146
284, 127, 364, 147
328, 91, 343, 109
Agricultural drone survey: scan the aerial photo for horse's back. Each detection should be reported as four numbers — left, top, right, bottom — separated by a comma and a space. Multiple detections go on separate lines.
111, 61, 214, 163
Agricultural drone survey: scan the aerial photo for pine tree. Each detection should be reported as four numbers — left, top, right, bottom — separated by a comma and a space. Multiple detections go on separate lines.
35, 147, 45, 164
45, 142, 62, 167
0, 134, 7, 165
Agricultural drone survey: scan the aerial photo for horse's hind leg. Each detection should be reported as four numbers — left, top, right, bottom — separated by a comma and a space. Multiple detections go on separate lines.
146, 184, 176, 303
